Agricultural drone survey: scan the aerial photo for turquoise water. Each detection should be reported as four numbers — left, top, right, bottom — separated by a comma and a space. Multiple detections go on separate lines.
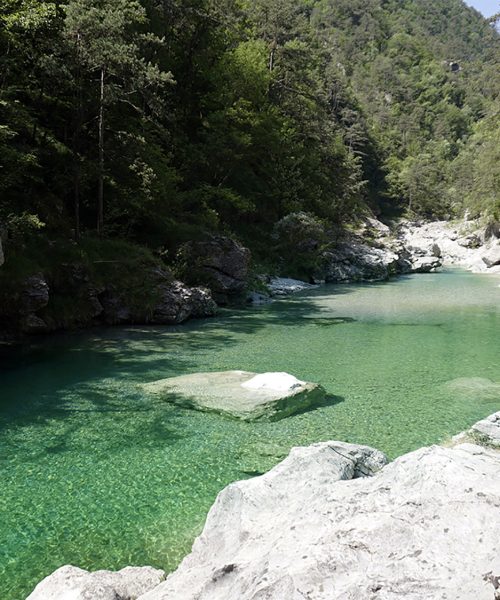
1, 270, 499, 599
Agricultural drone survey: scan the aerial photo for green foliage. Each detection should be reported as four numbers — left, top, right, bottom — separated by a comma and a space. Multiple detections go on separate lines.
0, 0, 498, 269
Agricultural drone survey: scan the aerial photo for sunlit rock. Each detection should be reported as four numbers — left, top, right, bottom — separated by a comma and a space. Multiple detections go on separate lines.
139, 440, 500, 600
26, 565, 165, 600
141, 370, 326, 421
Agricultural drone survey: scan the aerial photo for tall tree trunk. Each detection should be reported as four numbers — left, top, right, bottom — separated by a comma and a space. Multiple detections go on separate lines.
73, 33, 82, 242
97, 66, 105, 235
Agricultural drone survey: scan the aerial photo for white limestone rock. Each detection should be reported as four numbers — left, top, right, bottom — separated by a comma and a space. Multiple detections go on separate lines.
26, 565, 165, 600
141, 371, 326, 421
139, 440, 500, 600
482, 244, 500, 268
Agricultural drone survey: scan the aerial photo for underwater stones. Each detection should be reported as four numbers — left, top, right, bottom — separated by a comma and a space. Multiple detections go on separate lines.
138, 441, 500, 600
141, 371, 326, 421
26, 565, 166, 600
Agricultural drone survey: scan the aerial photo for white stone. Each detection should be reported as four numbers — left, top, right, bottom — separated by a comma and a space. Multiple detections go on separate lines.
139, 440, 500, 600
241, 372, 305, 392
26, 565, 165, 600
141, 371, 325, 421
482, 244, 500, 268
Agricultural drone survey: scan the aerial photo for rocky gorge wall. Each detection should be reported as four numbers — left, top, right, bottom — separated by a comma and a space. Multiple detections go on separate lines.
1, 216, 499, 340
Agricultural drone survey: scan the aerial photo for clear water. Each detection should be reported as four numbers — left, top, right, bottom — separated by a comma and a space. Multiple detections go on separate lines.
1, 270, 499, 600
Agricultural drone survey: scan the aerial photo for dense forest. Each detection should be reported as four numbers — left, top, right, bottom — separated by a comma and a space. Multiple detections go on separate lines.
0, 0, 498, 275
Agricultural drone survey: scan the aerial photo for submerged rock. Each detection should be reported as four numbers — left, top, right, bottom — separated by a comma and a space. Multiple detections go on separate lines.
139, 439, 500, 600
27, 565, 165, 600
141, 371, 326, 421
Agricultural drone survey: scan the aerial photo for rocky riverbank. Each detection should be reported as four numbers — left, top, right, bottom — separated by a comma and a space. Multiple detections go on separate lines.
27, 411, 500, 600
2, 216, 499, 338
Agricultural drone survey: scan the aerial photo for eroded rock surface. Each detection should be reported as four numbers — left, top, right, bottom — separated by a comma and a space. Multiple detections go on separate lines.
139, 440, 500, 600
178, 236, 251, 304
141, 371, 326, 421
322, 239, 399, 282
27, 565, 165, 600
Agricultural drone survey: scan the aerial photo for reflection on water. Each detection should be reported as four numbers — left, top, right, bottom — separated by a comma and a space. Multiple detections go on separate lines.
0, 269, 499, 599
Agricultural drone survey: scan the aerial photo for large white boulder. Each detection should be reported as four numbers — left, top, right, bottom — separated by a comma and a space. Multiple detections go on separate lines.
139, 440, 500, 600
27, 565, 165, 600
141, 371, 326, 421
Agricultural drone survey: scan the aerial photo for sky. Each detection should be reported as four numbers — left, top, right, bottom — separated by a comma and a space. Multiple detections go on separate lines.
464, 0, 498, 17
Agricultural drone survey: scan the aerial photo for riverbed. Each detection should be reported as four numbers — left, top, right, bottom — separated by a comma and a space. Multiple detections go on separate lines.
1, 270, 499, 599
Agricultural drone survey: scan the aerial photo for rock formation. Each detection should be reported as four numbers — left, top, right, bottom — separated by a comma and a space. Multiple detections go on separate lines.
177, 236, 251, 304
141, 371, 326, 421
26, 413, 500, 600
26, 565, 165, 600
140, 439, 500, 600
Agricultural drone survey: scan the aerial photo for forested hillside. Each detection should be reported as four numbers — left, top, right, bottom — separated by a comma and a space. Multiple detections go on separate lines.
0, 0, 498, 265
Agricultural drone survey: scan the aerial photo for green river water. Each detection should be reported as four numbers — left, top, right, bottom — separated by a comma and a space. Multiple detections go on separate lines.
1, 270, 500, 599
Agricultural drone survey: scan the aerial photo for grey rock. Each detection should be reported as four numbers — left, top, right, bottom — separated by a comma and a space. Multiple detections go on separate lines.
268, 277, 318, 296
20, 314, 49, 334
139, 439, 500, 600
246, 291, 272, 304
178, 237, 251, 304
26, 565, 166, 600
20, 274, 49, 314
141, 371, 326, 421
481, 244, 500, 268
323, 240, 399, 283
410, 255, 442, 273
458, 234, 482, 249
152, 280, 216, 324
471, 412, 500, 447
100, 273, 216, 326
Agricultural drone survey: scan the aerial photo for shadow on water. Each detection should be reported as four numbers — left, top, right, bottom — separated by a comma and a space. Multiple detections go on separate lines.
0, 288, 358, 440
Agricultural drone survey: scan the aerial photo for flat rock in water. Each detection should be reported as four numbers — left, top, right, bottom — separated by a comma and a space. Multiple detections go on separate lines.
141, 371, 326, 421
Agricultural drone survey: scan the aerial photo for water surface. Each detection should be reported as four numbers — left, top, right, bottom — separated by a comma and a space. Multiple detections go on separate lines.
1, 270, 499, 599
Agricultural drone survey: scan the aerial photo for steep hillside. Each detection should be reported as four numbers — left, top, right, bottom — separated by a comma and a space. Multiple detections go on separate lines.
0, 0, 498, 281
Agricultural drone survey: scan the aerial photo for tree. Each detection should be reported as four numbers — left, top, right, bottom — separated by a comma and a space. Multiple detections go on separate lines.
63, 0, 171, 235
